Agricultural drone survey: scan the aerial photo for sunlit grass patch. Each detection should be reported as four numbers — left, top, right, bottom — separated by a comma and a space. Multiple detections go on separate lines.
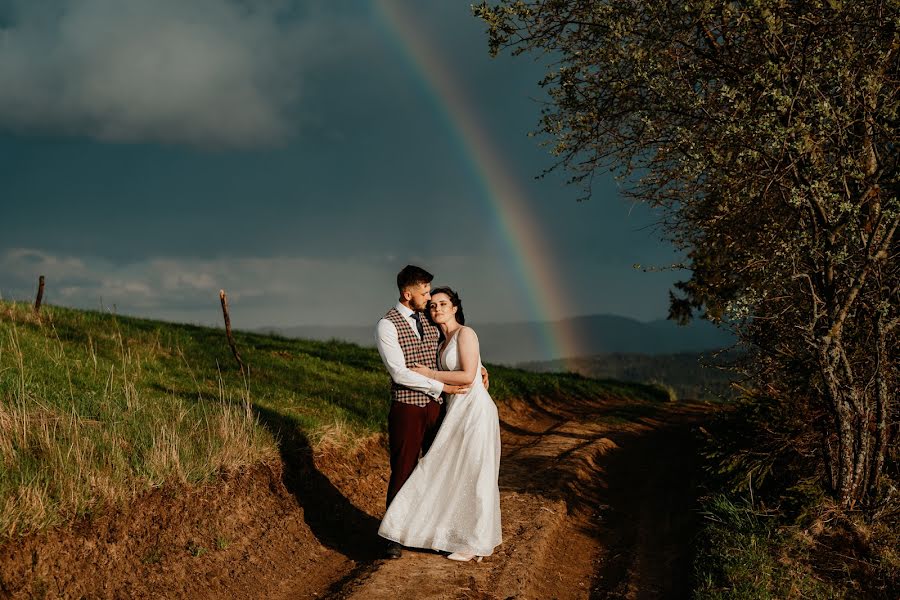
0, 302, 274, 536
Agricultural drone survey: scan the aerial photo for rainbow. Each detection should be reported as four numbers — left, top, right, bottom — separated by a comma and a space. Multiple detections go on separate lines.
372, 0, 582, 363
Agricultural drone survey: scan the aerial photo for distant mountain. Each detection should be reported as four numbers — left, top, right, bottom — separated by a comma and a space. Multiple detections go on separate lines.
256, 313, 735, 366
520, 351, 740, 401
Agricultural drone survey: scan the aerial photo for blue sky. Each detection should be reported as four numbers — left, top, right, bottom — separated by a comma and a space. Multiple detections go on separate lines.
0, 0, 682, 328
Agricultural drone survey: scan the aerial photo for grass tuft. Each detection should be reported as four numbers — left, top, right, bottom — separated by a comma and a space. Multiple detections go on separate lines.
694, 495, 839, 599
694, 399, 899, 598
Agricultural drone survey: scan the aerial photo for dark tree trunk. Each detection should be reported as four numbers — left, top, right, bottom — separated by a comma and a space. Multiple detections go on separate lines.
819, 335, 890, 508
870, 316, 892, 493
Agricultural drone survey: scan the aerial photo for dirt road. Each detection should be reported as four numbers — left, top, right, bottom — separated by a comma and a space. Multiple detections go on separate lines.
0, 395, 707, 599
308, 395, 707, 600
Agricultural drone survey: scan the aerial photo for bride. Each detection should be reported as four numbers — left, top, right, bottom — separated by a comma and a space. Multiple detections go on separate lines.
377, 286, 502, 562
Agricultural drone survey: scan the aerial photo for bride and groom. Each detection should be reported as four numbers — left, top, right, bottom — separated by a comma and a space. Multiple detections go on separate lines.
374, 265, 502, 562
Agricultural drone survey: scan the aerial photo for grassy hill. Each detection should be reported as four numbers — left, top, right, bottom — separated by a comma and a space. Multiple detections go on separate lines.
0, 300, 671, 538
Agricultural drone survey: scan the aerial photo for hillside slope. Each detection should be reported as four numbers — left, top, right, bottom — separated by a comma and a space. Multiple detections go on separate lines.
0, 301, 705, 599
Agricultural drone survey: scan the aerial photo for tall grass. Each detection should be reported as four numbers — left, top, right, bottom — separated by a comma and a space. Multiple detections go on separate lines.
694, 495, 841, 599
0, 302, 273, 536
694, 399, 899, 598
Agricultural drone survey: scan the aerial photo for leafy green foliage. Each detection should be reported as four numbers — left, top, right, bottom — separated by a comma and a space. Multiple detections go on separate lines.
476, 0, 898, 506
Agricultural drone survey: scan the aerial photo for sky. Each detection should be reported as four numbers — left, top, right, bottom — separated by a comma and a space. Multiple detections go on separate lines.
0, 0, 683, 338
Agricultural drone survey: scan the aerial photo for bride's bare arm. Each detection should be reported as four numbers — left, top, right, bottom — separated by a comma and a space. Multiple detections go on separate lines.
412, 328, 480, 386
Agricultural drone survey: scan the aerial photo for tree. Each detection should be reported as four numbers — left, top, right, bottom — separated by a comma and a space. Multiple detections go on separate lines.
476, 0, 899, 507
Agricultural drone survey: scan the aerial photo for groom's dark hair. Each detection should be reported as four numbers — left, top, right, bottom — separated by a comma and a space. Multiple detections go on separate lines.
396, 265, 434, 291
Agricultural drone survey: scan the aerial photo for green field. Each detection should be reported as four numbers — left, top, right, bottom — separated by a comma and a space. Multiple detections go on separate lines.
0, 300, 669, 538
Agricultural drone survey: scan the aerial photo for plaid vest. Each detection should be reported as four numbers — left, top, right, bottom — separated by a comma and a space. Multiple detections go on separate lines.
384, 308, 442, 406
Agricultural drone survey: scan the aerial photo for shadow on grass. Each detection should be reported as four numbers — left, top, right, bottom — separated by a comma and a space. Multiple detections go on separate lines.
150, 382, 383, 563
251, 405, 383, 563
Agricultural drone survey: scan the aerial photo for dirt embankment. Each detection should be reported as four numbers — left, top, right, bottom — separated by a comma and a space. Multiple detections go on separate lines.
0, 395, 709, 599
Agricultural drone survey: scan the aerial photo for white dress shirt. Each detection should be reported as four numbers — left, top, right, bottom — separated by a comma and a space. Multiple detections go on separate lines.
375, 302, 444, 399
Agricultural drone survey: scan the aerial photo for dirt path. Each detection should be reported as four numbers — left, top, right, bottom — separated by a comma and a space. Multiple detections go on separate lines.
311, 396, 708, 600
0, 395, 707, 599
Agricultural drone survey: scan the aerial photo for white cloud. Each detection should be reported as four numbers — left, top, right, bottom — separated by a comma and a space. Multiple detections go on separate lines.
0, 249, 531, 328
0, 0, 323, 146
0, 248, 90, 280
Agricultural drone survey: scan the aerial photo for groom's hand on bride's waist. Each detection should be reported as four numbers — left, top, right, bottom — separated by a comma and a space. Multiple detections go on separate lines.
444, 383, 470, 395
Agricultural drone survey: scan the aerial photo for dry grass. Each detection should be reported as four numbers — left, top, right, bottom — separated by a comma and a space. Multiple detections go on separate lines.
0, 302, 275, 536
309, 417, 359, 451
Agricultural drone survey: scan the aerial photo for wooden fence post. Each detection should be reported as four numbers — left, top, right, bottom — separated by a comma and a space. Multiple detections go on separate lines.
219, 289, 246, 374
34, 275, 45, 314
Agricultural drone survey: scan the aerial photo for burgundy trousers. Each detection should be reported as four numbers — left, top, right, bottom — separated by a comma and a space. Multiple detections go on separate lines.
386, 399, 445, 509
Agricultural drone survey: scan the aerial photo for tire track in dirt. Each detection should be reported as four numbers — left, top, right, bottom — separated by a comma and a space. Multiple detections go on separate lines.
590, 425, 702, 599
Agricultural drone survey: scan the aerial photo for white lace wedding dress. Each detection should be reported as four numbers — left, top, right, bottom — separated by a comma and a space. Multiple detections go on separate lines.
378, 327, 502, 556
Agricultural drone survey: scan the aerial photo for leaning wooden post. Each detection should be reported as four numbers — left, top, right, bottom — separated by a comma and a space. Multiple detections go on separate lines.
34, 275, 45, 314
219, 289, 246, 374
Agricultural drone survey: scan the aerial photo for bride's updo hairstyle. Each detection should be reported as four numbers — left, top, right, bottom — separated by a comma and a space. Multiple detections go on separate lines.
429, 286, 465, 325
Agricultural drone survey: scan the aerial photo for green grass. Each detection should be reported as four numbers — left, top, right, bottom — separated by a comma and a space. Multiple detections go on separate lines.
693, 400, 900, 599
0, 300, 669, 539
695, 492, 900, 599
694, 495, 840, 599
0, 302, 276, 536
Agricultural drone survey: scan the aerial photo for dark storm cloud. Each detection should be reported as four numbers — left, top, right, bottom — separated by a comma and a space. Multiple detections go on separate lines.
0, 0, 340, 146
0, 1, 684, 329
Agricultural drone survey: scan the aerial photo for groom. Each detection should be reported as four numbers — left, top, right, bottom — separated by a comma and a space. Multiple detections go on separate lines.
375, 265, 486, 559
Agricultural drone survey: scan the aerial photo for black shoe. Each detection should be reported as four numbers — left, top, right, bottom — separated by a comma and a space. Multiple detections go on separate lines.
385, 541, 402, 559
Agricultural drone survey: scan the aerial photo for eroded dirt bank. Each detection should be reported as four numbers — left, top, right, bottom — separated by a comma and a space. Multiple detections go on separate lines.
0, 396, 709, 599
